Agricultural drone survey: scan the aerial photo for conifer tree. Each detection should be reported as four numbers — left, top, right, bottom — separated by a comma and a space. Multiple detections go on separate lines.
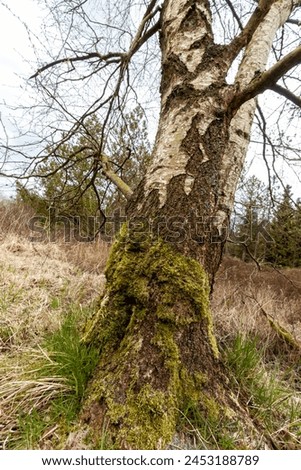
228, 175, 272, 262
17, 109, 151, 239
266, 186, 301, 267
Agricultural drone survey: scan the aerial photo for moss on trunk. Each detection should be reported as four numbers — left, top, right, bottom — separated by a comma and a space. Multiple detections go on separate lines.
79, 225, 235, 449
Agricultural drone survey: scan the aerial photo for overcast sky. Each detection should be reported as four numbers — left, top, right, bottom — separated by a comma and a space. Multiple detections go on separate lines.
0, 0, 43, 196
0, 0, 42, 96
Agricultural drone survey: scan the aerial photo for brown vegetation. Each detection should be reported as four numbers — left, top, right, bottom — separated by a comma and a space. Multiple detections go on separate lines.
212, 256, 301, 349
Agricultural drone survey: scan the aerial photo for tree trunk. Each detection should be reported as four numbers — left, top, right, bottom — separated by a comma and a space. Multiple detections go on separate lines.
75, 0, 294, 449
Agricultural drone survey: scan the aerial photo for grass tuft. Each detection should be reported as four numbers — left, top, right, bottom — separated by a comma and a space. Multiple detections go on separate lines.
0, 311, 99, 449
224, 334, 301, 448
41, 312, 99, 401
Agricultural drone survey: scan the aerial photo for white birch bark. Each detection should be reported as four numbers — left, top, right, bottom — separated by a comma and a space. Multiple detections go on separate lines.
143, 0, 294, 217
216, 0, 294, 232
143, 0, 215, 207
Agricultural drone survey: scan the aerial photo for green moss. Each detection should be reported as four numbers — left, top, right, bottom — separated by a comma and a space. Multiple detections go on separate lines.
180, 391, 240, 449
86, 224, 217, 351
83, 224, 221, 449
200, 394, 220, 421
267, 316, 300, 351
107, 384, 177, 449
152, 323, 180, 369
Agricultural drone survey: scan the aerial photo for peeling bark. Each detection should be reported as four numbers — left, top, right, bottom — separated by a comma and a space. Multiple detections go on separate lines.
128, 0, 294, 283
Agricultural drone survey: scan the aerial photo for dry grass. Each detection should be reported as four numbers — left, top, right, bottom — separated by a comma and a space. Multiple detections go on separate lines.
0, 200, 111, 274
0, 201, 35, 239
209, 258, 301, 449
62, 240, 110, 274
0, 367, 71, 449
0, 201, 110, 448
0, 201, 109, 351
212, 256, 301, 350
0, 235, 105, 352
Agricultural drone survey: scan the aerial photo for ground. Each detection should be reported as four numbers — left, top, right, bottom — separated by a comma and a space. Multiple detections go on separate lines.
0, 203, 301, 449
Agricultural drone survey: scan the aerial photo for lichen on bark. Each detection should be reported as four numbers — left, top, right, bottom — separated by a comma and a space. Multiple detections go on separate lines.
81, 224, 224, 449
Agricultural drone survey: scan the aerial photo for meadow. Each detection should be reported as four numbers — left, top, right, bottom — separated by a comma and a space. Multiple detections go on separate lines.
0, 202, 300, 449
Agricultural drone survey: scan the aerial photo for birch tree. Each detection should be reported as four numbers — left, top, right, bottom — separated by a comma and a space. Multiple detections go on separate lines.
2, 0, 301, 449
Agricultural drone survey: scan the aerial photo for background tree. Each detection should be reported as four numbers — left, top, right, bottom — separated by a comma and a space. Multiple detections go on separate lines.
266, 185, 301, 267
228, 175, 274, 262
228, 179, 301, 267
17, 108, 151, 238
1, 0, 301, 449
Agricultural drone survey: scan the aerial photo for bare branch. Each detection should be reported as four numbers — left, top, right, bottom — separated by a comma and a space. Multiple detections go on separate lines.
128, 19, 161, 59
227, 238, 262, 270
270, 83, 301, 108
286, 18, 301, 25
126, 1, 161, 59
224, 0, 243, 30
227, 1, 274, 61
100, 154, 133, 199
29, 1, 161, 81
254, 105, 275, 203
29, 52, 125, 79
250, 294, 301, 350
